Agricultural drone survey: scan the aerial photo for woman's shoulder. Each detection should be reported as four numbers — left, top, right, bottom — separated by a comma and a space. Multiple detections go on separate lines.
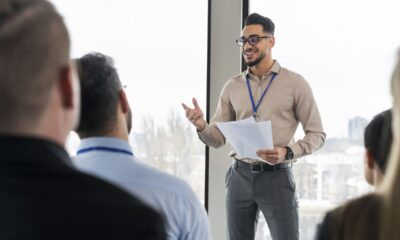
315, 193, 381, 240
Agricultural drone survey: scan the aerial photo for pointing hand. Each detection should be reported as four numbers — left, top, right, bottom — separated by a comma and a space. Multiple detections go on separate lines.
182, 98, 206, 131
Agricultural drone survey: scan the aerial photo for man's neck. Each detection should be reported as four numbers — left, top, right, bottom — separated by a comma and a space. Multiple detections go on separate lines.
250, 58, 274, 80
97, 129, 129, 142
83, 113, 131, 142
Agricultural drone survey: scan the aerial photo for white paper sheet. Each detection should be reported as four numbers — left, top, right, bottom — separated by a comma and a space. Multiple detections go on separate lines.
216, 118, 274, 163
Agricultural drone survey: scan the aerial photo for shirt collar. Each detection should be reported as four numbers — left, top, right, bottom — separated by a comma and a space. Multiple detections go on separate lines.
78, 137, 134, 156
244, 60, 281, 80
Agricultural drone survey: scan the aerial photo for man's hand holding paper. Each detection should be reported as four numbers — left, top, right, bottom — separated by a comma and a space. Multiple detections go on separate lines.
256, 147, 287, 165
216, 117, 275, 164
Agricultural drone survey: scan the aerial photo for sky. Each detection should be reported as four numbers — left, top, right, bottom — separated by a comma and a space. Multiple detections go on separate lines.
51, 0, 400, 143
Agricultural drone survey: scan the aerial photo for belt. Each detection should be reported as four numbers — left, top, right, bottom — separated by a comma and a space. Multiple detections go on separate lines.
233, 159, 292, 173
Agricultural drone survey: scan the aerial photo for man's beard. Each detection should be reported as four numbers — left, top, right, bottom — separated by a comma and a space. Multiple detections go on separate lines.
245, 51, 265, 67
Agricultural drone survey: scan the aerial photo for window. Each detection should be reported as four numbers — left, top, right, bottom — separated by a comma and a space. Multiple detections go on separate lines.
52, 0, 208, 203
250, 0, 398, 239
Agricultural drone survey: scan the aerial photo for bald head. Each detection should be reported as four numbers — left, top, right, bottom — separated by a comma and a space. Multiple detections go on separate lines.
0, 0, 70, 131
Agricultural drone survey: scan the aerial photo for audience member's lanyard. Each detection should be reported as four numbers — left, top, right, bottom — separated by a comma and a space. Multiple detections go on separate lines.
246, 72, 277, 118
77, 146, 134, 156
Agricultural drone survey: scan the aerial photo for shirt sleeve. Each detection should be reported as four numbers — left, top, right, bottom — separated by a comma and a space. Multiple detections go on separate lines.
179, 184, 212, 240
290, 77, 326, 159
198, 80, 236, 148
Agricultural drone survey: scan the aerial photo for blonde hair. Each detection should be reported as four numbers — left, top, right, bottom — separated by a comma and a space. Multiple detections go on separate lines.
379, 53, 400, 240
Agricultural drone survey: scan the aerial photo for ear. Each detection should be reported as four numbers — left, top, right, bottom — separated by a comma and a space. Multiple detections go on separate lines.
119, 89, 129, 114
58, 65, 74, 108
269, 36, 275, 48
366, 149, 375, 169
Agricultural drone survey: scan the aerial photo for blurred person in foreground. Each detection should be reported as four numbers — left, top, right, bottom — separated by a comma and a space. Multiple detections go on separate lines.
379, 53, 400, 240
0, 1, 165, 239
73, 52, 212, 240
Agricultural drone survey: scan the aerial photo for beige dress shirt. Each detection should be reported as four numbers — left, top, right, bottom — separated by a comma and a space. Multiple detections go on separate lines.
198, 60, 326, 161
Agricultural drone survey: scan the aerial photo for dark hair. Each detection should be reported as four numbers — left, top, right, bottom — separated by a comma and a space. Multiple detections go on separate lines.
0, 0, 69, 129
364, 109, 393, 172
76, 52, 122, 138
245, 13, 275, 35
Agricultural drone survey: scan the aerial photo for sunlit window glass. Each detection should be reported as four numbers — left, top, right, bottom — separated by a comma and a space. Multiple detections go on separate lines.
250, 0, 398, 238
52, 0, 208, 203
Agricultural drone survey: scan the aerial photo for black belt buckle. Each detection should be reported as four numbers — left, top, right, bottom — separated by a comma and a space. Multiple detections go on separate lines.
251, 164, 264, 173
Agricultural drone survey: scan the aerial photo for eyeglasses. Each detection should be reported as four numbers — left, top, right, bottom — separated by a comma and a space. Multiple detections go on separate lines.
235, 35, 270, 47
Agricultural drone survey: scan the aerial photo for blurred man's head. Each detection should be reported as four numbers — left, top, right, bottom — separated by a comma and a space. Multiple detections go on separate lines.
0, 0, 78, 143
76, 52, 131, 140
364, 109, 392, 186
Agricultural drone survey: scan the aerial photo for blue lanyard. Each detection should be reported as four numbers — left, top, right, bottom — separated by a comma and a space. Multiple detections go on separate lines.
246, 72, 277, 118
77, 146, 134, 156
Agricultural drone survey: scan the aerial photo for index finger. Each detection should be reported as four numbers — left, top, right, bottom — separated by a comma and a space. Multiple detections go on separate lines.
192, 98, 201, 110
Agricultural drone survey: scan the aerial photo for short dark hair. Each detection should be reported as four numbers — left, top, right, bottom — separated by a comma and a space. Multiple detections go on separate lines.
0, 0, 70, 130
76, 52, 122, 138
245, 13, 275, 35
364, 109, 393, 172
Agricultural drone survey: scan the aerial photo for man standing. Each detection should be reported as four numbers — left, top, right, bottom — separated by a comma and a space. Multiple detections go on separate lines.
0, 1, 165, 239
182, 13, 325, 240
73, 52, 212, 240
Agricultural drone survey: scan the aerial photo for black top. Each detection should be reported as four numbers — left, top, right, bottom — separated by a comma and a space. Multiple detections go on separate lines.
0, 135, 166, 240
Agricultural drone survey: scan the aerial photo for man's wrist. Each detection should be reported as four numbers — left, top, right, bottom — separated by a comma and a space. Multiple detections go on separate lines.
197, 122, 206, 132
284, 146, 294, 160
